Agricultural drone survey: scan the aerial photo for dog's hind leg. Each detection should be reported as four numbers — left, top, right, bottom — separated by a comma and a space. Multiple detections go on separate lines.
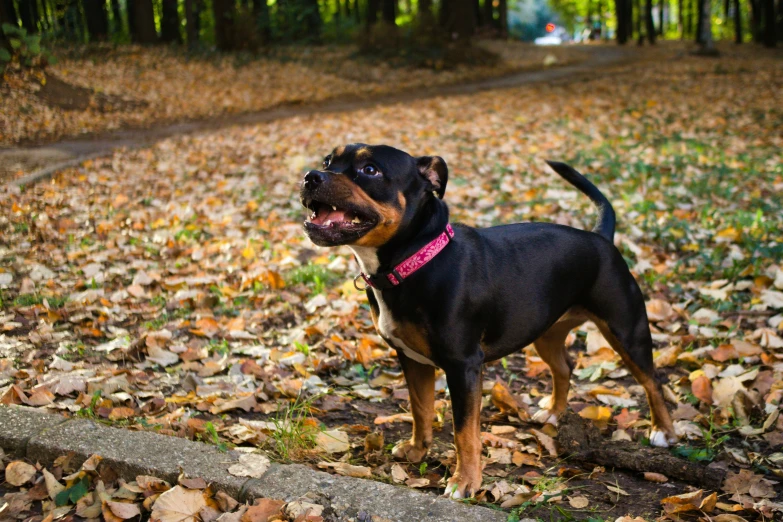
584, 265, 677, 446
591, 315, 676, 446
532, 313, 585, 426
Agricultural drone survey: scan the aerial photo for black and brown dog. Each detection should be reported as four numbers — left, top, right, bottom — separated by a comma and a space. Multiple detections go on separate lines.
299, 143, 677, 499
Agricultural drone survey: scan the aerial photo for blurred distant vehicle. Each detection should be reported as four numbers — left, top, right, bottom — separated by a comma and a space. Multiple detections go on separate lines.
534, 23, 569, 45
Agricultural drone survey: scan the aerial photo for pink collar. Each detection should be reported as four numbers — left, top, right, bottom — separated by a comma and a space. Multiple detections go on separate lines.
355, 224, 455, 290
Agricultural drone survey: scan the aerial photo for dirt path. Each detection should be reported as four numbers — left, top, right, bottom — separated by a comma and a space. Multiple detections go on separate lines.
0, 46, 632, 188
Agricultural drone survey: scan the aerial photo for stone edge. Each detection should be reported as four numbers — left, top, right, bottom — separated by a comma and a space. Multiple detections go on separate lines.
0, 406, 506, 522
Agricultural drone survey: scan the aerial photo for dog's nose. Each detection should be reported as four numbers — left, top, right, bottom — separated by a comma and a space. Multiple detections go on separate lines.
303, 170, 326, 189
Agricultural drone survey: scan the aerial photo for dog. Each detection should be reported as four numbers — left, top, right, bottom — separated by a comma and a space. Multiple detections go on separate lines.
299, 143, 676, 499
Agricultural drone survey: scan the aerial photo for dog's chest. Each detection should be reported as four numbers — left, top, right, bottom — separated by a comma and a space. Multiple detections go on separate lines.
351, 246, 435, 367
373, 290, 435, 366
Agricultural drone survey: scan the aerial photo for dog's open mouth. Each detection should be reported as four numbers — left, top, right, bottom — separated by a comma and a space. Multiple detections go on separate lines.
306, 201, 370, 228
302, 197, 377, 245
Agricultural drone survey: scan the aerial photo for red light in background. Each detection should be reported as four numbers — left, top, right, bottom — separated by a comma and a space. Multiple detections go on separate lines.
545, 23, 555, 33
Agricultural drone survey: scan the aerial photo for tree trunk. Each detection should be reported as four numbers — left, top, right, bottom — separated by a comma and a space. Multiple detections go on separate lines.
616, 0, 628, 42
366, 0, 379, 29
302, 0, 322, 40
2, 0, 18, 28
646, 0, 656, 41
733, 0, 742, 41
678, 0, 684, 37
0, 0, 13, 51
439, 0, 452, 29
659, 0, 665, 34
762, 0, 776, 46
110, 0, 123, 34
699, 0, 716, 50
253, 0, 270, 44
212, 0, 235, 49
135, 0, 158, 43
83, 0, 109, 40
695, 0, 704, 42
160, 0, 181, 42
127, 0, 137, 39
498, 0, 507, 36
443, 0, 475, 41
636, 0, 644, 43
381, 0, 395, 24
185, 0, 200, 47
18, 0, 39, 32
482, 0, 493, 28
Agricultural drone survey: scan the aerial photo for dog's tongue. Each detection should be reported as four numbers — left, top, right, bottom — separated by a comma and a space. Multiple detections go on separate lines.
314, 207, 348, 226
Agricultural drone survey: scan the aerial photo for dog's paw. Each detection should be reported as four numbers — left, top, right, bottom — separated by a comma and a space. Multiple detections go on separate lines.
649, 429, 675, 448
532, 408, 559, 426
443, 471, 482, 500
391, 440, 429, 463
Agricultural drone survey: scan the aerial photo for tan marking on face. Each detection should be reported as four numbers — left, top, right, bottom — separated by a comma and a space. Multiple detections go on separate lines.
355, 147, 372, 160
353, 192, 406, 248
333, 145, 346, 156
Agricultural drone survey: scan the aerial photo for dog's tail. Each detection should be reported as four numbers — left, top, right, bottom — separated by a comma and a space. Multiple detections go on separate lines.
545, 160, 616, 242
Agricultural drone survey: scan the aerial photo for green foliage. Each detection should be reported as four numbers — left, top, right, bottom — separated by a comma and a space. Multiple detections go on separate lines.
1, 23, 57, 70
286, 263, 339, 295
55, 475, 90, 506
266, 394, 320, 461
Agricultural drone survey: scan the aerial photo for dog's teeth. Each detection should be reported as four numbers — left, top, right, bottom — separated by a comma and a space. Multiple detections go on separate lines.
351, 217, 361, 224
310, 212, 316, 219
331, 205, 337, 211
324, 219, 332, 227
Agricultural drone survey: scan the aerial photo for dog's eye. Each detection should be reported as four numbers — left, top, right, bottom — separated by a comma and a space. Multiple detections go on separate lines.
360, 165, 379, 176
322, 156, 332, 169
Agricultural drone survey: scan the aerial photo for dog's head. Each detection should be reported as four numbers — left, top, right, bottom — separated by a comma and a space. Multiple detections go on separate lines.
300, 144, 448, 247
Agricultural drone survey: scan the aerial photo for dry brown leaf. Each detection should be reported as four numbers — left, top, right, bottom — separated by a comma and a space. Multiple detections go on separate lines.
643, 472, 668, 483
150, 485, 207, 522
568, 495, 589, 509
317, 462, 372, 478
5, 461, 37, 486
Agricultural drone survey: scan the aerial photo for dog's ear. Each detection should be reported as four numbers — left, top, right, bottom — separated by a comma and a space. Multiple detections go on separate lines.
416, 156, 448, 199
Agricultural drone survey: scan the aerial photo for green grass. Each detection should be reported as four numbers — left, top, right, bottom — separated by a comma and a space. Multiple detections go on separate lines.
12, 293, 68, 308
265, 394, 320, 462
285, 263, 340, 295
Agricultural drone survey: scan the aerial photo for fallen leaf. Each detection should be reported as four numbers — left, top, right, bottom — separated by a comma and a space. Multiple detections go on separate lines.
227, 453, 271, 479
5, 461, 36, 486
643, 472, 668, 483
317, 462, 371, 478
150, 485, 207, 522
568, 495, 589, 508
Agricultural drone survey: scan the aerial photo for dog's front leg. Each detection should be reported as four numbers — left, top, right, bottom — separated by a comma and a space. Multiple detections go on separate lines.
443, 359, 483, 499
392, 351, 435, 463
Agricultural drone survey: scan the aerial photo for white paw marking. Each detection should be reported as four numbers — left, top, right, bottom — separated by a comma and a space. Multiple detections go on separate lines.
443, 483, 458, 498
532, 409, 558, 426
649, 429, 670, 448
450, 488, 463, 499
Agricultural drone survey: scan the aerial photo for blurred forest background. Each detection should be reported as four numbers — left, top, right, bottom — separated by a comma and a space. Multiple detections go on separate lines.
0, 0, 779, 59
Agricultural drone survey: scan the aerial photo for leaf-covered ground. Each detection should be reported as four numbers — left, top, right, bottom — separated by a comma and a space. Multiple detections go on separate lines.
1, 43, 783, 521
0, 40, 583, 147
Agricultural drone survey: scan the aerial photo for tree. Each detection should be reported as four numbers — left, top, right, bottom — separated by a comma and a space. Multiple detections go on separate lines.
110, 0, 124, 35
161, 0, 182, 43
616, 0, 630, 42
733, 0, 742, 42
381, 0, 396, 24
252, 0, 270, 45
213, 0, 235, 49
482, 0, 493, 28
18, 0, 39, 32
498, 0, 507, 36
83, 0, 109, 40
129, 0, 158, 43
762, 0, 776, 46
185, 0, 201, 47
659, 0, 665, 34
645, 0, 656, 42
698, 0, 717, 52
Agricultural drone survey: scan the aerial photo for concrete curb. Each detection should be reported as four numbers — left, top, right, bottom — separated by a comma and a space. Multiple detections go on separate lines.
0, 406, 506, 522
